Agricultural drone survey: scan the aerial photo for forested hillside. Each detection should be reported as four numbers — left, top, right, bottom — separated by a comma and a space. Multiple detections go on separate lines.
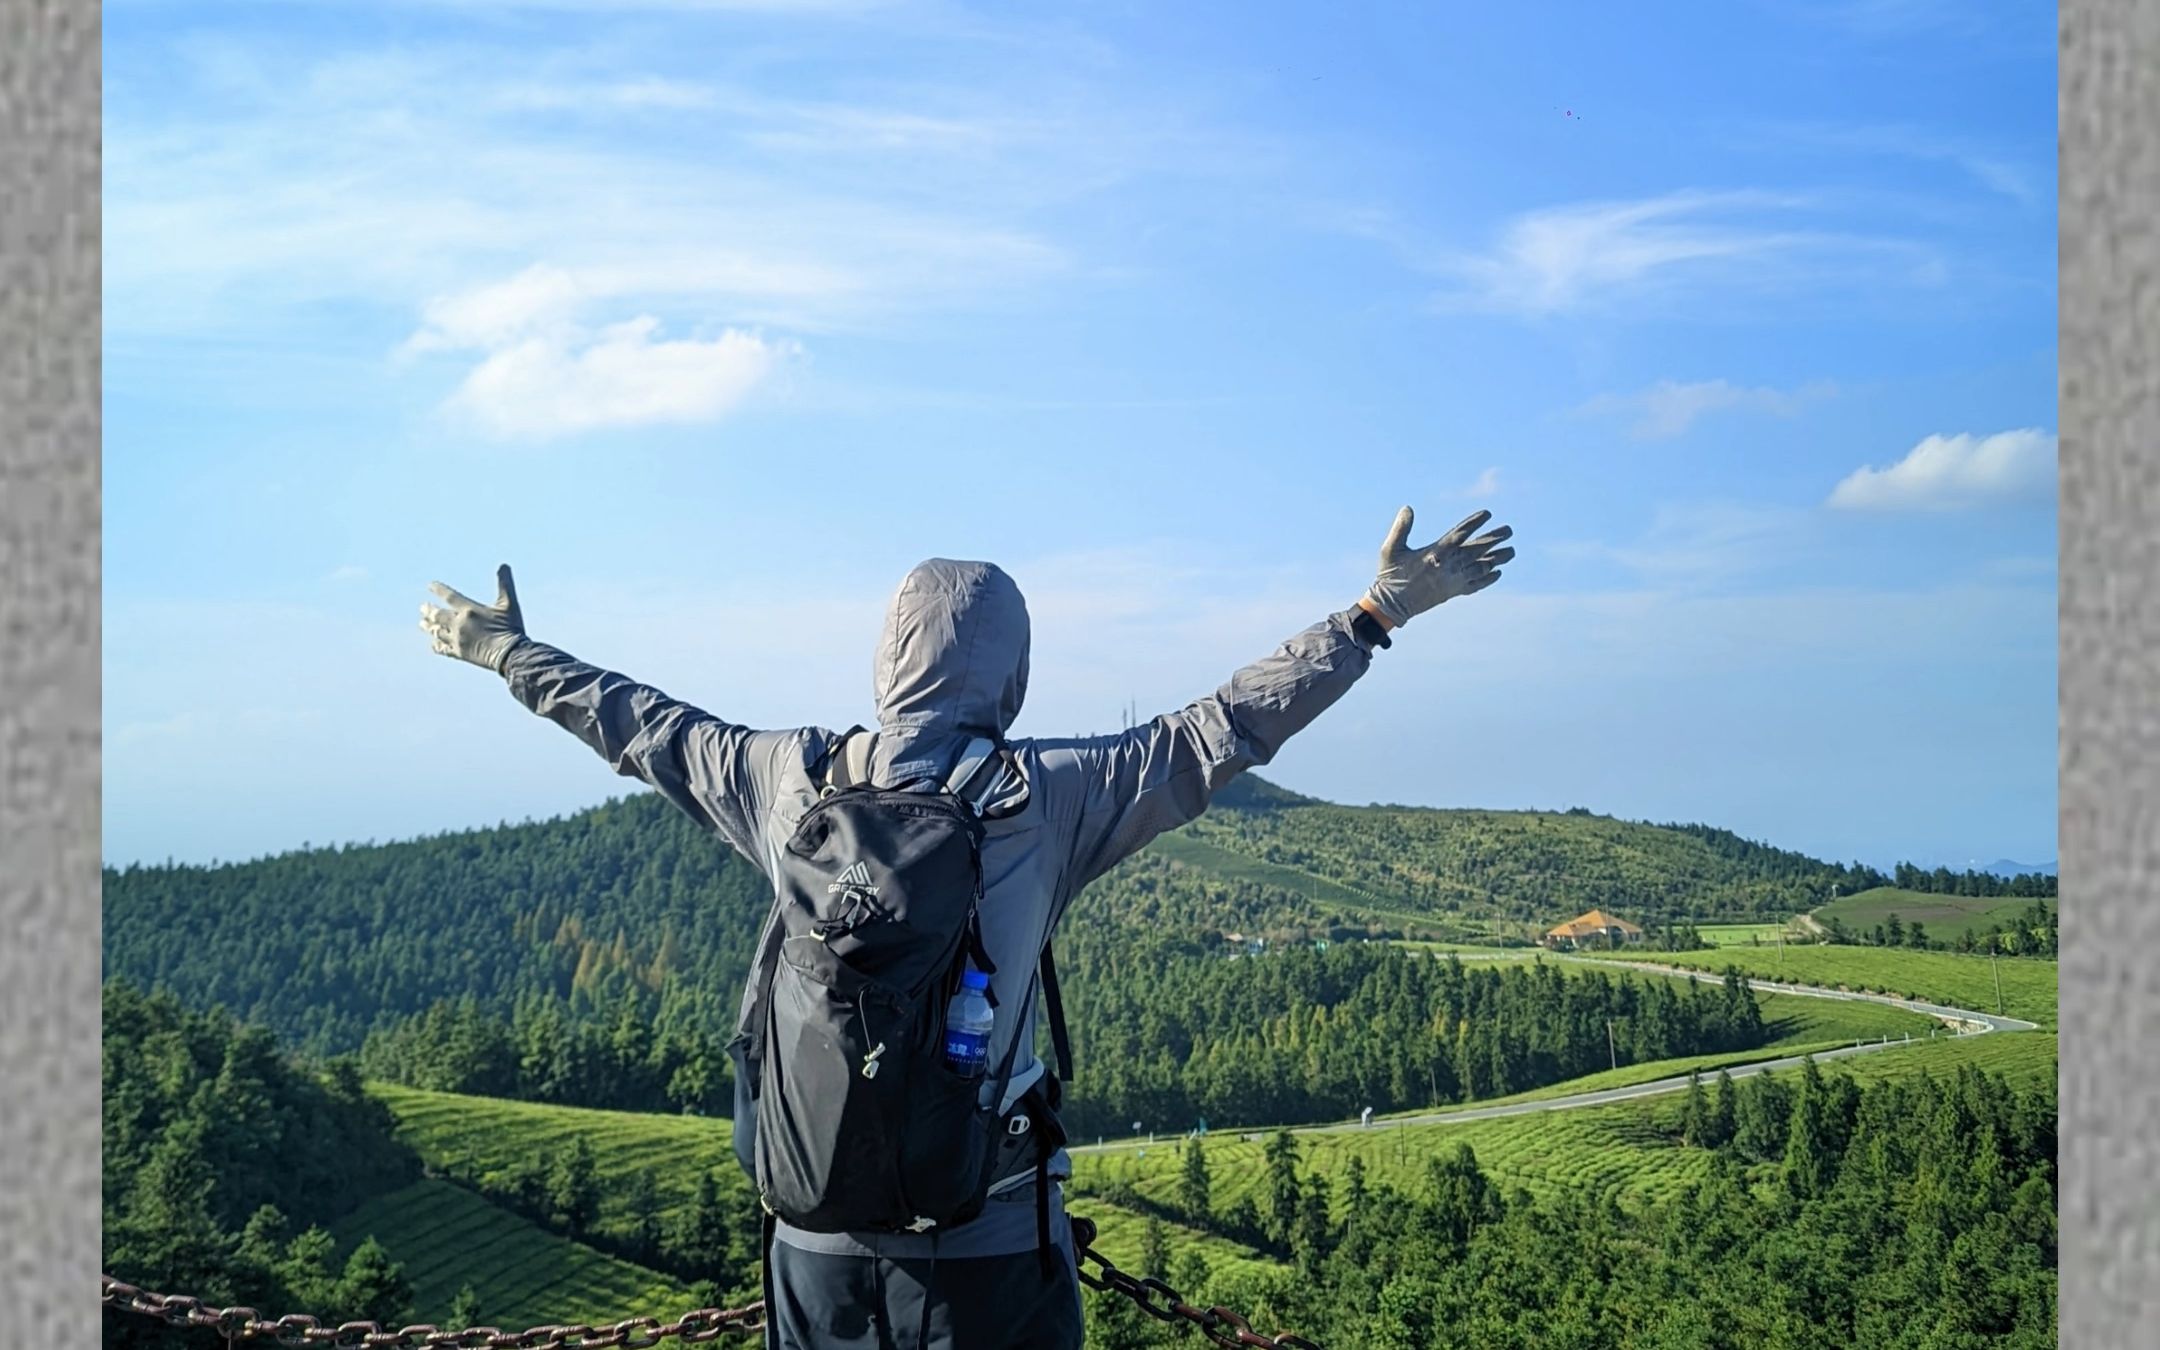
104, 777, 1894, 1046
101, 981, 421, 1347
103, 776, 2051, 1132
1077, 1053, 2057, 1348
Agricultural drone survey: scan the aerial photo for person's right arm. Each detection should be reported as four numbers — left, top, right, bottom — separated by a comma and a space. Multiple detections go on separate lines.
420, 565, 793, 867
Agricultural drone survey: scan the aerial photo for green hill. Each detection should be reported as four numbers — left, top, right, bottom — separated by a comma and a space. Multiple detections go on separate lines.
1816, 886, 2059, 945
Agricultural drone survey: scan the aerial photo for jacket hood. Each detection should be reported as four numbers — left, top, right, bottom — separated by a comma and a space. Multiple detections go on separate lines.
869, 558, 1030, 786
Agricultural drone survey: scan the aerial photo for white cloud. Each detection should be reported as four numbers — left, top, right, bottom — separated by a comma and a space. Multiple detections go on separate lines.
1828, 429, 2056, 512
327, 565, 370, 583
1580, 378, 1836, 440
401, 263, 796, 436
1429, 191, 1935, 317
442, 315, 787, 439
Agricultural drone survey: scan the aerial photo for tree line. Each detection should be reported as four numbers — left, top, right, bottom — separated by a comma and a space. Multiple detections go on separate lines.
1053, 938, 1767, 1138
342, 938, 1771, 1138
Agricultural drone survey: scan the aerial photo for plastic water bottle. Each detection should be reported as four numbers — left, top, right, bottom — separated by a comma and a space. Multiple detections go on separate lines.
942, 965, 994, 1077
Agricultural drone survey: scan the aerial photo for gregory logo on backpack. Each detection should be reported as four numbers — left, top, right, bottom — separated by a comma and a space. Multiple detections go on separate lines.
827, 860, 878, 895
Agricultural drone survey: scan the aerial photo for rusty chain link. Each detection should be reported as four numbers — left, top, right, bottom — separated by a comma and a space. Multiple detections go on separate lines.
1067, 1217, 1324, 1350
104, 1213, 1320, 1349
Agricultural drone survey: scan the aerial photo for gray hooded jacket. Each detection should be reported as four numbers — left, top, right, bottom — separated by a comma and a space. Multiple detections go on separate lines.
499, 558, 1382, 1256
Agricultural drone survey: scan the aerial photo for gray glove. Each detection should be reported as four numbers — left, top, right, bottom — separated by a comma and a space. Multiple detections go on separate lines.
1360, 506, 1514, 627
420, 564, 528, 672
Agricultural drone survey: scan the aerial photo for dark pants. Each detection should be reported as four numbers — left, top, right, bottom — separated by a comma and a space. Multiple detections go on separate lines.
765, 1240, 1085, 1350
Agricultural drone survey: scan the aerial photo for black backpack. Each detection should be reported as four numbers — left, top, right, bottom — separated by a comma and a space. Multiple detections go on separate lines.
729, 733, 1034, 1236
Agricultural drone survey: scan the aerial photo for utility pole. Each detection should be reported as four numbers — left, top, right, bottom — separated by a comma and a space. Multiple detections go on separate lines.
1990, 950, 2005, 1016
1606, 1019, 1618, 1072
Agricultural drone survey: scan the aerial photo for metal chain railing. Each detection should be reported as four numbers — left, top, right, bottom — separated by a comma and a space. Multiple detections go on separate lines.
104, 1214, 1323, 1349
1067, 1217, 1323, 1350
100, 1276, 767, 1348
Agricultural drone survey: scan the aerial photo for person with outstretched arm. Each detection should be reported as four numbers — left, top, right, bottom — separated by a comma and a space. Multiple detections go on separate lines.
419, 506, 1513, 1350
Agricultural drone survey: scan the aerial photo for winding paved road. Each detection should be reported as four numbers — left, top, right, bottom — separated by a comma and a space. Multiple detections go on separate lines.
1072, 955, 2039, 1154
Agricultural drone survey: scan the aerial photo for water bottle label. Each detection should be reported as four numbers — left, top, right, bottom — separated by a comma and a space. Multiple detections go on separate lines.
943, 1030, 989, 1074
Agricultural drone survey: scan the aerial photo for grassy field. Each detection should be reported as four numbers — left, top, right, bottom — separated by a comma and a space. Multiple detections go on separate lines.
1815, 887, 2056, 943
1080, 1096, 1718, 1214
330, 1178, 697, 1327
1063, 1196, 1281, 1282
1588, 944, 2058, 1027
1148, 831, 1384, 912
368, 1082, 748, 1229
1697, 922, 1793, 947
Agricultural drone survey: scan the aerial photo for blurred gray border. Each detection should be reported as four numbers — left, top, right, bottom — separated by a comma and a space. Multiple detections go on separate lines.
0, 0, 100, 1340
0, 0, 2149, 1343
2062, 0, 2158, 1346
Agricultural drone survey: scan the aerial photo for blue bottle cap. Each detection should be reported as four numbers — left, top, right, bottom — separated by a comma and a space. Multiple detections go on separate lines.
961, 967, 991, 991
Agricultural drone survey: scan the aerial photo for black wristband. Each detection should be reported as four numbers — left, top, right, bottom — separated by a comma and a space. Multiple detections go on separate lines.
1350, 607, 1393, 650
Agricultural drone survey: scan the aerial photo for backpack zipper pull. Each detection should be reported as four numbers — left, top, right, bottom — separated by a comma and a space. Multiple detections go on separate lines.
861, 1042, 886, 1079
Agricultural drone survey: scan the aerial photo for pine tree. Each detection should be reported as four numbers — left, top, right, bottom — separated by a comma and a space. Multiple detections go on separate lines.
1293, 1172, 1334, 1278
333, 1236, 413, 1326
1140, 1214, 1171, 1277
1680, 1070, 1709, 1147
622, 1167, 665, 1263
1782, 1073, 1834, 1199
446, 1284, 484, 1333
547, 1137, 601, 1236
1179, 1134, 1212, 1221
669, 1168, 733, 1274
1343, 1154, 1370, 1226
1733, 1069, 1791, 1163
1264, 1130, 1303, 1247
1709, 1068, 1738, 1148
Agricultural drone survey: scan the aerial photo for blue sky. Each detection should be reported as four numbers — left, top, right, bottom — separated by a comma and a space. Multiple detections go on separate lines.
104, 0, 2058, 871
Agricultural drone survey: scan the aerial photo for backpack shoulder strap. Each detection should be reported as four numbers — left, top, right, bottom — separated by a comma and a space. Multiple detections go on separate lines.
945, 736, 1006, 812
819, 726, 876, 794
1039, 941, 1074, 1085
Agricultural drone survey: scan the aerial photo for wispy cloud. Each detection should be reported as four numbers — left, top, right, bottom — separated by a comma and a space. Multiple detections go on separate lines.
327, 565, 370, 583
1553, 502, 1805, 584
1827, 429, 2056, 512
1753, 122, 2036, 205
103, 31, 1245, 367
1579, 378, 1837, 440
1451, 467, 1502, 498
1419, 190, 1939, 317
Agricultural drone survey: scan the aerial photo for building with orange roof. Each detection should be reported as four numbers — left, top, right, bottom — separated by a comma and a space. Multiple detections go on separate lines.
1542, 908, 1645, 951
